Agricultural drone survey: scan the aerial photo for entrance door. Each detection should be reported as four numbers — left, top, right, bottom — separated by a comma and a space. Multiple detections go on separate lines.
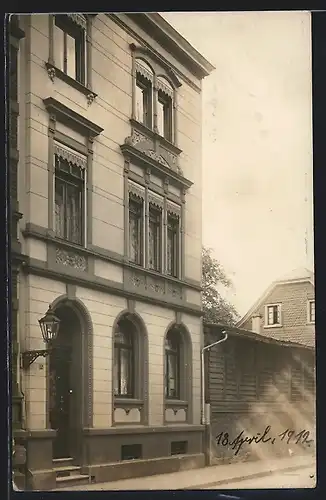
49, 345, 73, 459
49, 304, 83, 461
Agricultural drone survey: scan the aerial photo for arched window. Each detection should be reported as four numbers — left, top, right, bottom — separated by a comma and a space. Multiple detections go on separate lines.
135, 58, 154, 128
157, 76, 174, 142
165, 329, 181, 399
113, 319, 134, 397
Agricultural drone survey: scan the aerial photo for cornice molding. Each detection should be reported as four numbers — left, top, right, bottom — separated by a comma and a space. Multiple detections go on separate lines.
126, 13, 215, 79
43, 97, 103, 137
120, 143, 192, 190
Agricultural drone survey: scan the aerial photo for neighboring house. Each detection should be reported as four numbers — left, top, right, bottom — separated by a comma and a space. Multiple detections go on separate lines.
204, 323, 316, 465
236, 268, 315, 348
9, 14, 214, 490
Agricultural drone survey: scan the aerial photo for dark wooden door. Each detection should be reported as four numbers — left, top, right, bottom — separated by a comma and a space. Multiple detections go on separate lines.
49, 346, 73, 459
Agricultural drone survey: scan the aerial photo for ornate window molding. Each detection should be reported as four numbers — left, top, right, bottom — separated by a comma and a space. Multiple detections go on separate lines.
130, 43, 180, 148
43, 97, 103, 250
46, 14, 97, 104
126, 177, 182, 279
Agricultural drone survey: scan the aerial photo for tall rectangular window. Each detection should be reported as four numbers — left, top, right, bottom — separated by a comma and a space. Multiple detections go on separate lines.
157, 91, 173, 141
266, 304, 281, 326
167, 213, 179, 278
54, 153, 85, 246
148, 204, 162, 272
54, 14, 86, 84
129, 195, 144, 266
135, 75, 152, 128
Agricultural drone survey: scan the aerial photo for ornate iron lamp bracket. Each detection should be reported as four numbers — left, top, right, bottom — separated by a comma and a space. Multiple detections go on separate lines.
22, 349, 52, 370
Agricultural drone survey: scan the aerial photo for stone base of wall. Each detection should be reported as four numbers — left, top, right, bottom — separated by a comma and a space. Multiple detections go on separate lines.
210, 406, 315, 464
83, 453, 205, 484
26, 468, 57, 491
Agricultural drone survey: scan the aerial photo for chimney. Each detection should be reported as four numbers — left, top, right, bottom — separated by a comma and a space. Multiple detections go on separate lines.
251, 313, 262, 334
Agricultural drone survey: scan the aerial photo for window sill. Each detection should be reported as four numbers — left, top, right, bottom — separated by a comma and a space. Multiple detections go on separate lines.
165, 399, 188, 408
130, 118, 182, 156
264, 324, 283, 329
307, 321, 315, 325
45, 62, 97, 104
114, 398, 144, 410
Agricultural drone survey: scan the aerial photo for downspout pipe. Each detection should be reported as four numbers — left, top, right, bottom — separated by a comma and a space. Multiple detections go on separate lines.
201, 330, 228, 425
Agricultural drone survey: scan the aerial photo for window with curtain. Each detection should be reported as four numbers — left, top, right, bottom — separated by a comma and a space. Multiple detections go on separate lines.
165, 330, 181, 399
54, 150, 85, 246
129, 195, 144, 266
114, 321, 134, 397
148, 204, 162, 271
53, 14, 86, 84
167, 213, 179, 278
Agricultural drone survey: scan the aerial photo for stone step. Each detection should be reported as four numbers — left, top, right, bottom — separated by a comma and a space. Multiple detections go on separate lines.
53, 457, 74, 468
54, 465, 82, 478
56, 474, 90, 488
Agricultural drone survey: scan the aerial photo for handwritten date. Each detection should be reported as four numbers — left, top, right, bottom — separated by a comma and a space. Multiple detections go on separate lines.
215, 426, 313, 456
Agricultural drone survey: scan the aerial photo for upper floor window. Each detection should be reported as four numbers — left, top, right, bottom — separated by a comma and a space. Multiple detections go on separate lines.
265, 304, 281, 327
157, 77, 174, 142
308, 300, 315, 324
148, 204, 162, 272
133, 57, 176, 144
167, 212, 180, 278
54, 143, 86, 246
128, 182, 181, 277
113, 320, 134, 397
53, 14, 87, 85
129, 194, 144, 266
135, 59, 153, 128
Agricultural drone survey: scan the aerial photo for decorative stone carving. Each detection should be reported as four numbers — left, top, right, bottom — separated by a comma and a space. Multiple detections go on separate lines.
146, 150, 170, 167
148, 191, 164, 209
148, 278, 164, 295
66, 13, 87, 29
166, 201, 181, 217
55, 248, 87, 271
128, 180, 145, 200
167, 283, 183, 300
47, 66, 56, 82
54, 143, 87, 169
125, 130, 147, 147
130, 273, 145, 288
86, 92, 96, 106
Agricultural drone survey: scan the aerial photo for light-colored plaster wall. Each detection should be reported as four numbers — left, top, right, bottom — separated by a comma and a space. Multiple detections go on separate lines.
22, 275, 66, 430
20, 14, 203, 281
75, 286, 127, 428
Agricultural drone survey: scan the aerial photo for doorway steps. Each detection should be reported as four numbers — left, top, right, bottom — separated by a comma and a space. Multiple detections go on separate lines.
53, 457, 91, 488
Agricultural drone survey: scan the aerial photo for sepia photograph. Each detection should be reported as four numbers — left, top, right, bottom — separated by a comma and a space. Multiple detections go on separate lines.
8, 10, 315, 492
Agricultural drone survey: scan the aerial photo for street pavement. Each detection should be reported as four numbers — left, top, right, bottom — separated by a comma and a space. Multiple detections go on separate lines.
201, 465, 316, 489
55, 454, 315, 491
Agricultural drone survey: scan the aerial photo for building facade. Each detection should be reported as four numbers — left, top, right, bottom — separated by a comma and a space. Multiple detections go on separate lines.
10, 13, 214, 489
237, 268, 315, 348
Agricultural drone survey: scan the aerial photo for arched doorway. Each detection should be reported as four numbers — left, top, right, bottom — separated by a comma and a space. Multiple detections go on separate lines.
49, 302, 84, 460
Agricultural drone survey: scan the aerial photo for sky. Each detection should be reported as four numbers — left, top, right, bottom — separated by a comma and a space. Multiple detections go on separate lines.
161, 11, 314, 316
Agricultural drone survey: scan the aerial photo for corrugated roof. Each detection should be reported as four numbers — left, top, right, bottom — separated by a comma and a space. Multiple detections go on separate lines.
204, 322, 314, 350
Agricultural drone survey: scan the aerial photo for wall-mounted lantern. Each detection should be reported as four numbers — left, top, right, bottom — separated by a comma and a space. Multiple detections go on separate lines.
21, 305, 60, 369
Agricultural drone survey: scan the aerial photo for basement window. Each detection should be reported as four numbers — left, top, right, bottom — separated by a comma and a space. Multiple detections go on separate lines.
171, 441, 188, 456
121, 444, 142, 461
